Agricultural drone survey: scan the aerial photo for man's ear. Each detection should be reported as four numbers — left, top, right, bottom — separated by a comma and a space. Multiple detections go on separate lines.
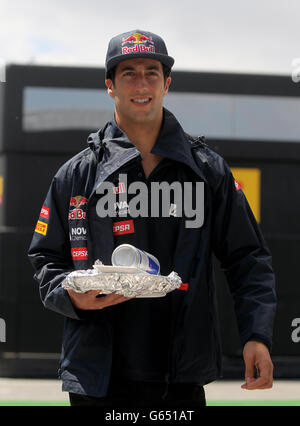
163, 76, 172, 97
105, 79, 115, 99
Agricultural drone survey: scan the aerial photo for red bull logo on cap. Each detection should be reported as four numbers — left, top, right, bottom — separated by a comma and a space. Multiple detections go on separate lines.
122, 32, 155, 55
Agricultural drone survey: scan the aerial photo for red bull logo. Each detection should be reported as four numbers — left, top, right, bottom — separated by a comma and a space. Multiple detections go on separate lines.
70, 195, 88, 209
113, 182, 126, 194
122, 32, 154, 45
121, 32, 155, 55
69, 209, 86, 220
69, 195, 88, 221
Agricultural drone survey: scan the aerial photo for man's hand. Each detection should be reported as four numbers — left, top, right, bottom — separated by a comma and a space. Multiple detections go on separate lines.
241, 341, 273, 390
67, 289, 134, 311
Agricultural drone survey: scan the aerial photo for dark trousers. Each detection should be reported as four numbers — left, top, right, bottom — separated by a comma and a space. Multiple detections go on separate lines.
69, 380, 206, 408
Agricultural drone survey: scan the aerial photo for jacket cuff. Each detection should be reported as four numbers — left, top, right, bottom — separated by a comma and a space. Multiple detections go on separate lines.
245, 333, 272, 352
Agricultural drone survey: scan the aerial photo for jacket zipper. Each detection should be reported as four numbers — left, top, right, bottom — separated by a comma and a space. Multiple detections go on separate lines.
85, 150, 141, 264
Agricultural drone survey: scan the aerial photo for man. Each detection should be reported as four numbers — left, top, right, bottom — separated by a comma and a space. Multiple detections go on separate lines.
28, 29, 276, 408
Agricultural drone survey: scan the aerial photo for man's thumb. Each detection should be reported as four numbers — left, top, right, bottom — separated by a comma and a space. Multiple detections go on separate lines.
244, 353, 255, 380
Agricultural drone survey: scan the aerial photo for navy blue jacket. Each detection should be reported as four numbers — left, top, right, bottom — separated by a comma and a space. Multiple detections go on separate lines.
28, 109, 276, 397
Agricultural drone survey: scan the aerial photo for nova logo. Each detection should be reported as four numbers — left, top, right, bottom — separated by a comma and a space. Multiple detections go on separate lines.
114, 200, 130, 216
70, 227, 87, 241
71, 227, 87, 236
0, 318, 6, 342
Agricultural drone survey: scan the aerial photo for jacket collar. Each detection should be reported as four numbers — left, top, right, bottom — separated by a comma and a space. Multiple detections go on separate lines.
151, 108, 205, 178
88, 108, 207, 182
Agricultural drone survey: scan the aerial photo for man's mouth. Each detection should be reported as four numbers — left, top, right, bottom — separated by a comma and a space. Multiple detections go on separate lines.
131, 97, 152, 105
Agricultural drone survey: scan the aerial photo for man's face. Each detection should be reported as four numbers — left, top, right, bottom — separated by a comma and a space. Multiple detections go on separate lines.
105, 58, 171, 126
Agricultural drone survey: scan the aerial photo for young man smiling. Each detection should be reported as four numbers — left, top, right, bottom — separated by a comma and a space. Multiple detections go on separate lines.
105, 58, 171, 178
28, 29, 277, 408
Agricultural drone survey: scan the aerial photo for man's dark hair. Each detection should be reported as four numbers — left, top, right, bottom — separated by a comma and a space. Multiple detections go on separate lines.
106, 63, 171, 85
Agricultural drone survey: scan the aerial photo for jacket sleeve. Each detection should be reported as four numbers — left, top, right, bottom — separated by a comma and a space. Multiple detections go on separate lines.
28, 174, 82, 320
211, 158, 277, 351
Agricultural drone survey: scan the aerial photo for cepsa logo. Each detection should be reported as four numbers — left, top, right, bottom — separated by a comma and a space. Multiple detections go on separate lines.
71, 247, 88, 261
69, 195, 88, 220
121, 32, 155, 55
113, 219, 135, 236
40, 205, 49, 219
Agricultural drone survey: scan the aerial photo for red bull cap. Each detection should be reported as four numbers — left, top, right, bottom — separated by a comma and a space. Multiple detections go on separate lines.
105, 29, 174, 78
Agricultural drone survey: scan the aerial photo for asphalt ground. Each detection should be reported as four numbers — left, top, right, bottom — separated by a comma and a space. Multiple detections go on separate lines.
0, 378, 299, 406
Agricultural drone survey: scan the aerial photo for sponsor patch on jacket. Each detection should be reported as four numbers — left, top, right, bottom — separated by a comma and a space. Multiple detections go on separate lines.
113, 219, 135, 236
113, 182, 126, 194
71, 247, 88, 261
69, 195, 88, 220
234, 179, 243, 191
35, 220, 48, 236
69, 209, 86, 220
70, 195, 88, 208
177, 282, 189, 291
40, 205, 49, 219
70, 227, 87, 241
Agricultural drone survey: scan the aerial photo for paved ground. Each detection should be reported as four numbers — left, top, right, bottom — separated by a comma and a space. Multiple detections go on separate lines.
205, 379, 300, 401
0, 378, 299, 402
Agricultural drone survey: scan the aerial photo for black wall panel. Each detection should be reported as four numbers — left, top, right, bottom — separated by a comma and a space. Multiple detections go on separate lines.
0, 231, 63, 354
214, 155, 300, 377
2, 154, 76, 227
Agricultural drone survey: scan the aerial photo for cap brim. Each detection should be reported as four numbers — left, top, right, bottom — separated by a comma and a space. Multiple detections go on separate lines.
106, 53, 174, 77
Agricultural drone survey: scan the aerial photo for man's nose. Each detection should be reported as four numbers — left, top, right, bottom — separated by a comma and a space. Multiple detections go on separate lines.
134, 73, 148, 89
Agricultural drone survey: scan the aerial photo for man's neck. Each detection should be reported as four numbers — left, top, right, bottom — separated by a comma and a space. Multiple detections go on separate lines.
115, 113, 163, 159
115, 113, 164, 178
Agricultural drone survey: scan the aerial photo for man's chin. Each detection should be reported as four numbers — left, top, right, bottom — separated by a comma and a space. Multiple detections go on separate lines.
116, 106, 163, 127
128, 111, 157, 124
